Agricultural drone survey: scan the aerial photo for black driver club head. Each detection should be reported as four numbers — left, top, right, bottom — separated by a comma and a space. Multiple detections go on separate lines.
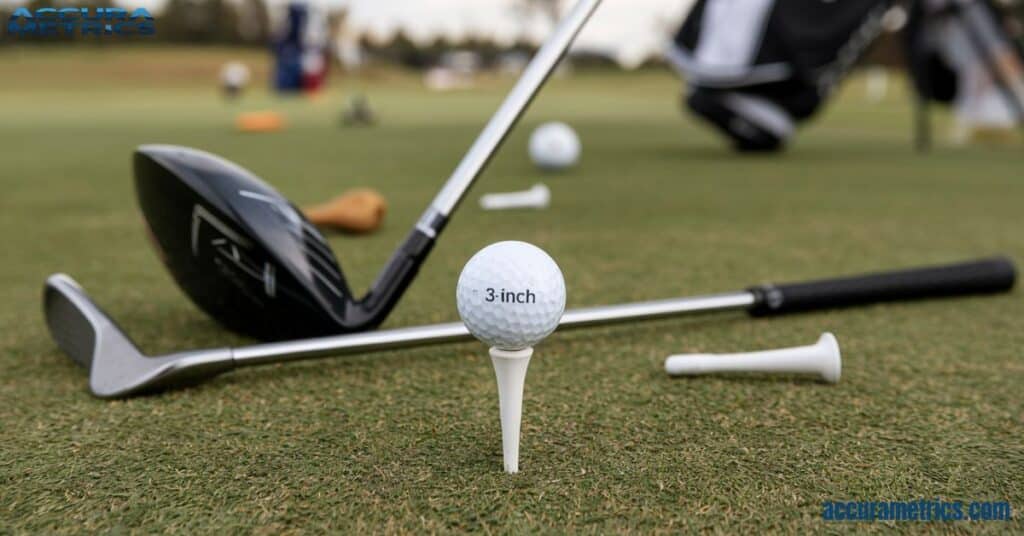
134, 145, 437, 341
135, 145, 359, 340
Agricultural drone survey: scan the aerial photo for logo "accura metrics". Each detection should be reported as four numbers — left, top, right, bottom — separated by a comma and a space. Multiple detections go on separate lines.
7, 7, 155, 38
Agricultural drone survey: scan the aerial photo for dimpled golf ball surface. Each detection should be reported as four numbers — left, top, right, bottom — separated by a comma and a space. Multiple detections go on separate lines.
457, 242, 566, 350
529, 122, 581, 171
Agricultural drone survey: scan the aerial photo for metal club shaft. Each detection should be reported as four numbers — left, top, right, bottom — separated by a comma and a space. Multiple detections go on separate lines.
421, 0, 603, 224
231, 293, 755, 366
45, 257, 1014, 397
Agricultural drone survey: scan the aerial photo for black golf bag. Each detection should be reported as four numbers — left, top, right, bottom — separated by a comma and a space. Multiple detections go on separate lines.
669, 0, 894, 151
905, 0, 1024, 136
670, 0, 1024, 151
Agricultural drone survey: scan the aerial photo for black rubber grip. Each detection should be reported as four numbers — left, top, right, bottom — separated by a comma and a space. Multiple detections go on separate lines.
747, 257, 1017, 316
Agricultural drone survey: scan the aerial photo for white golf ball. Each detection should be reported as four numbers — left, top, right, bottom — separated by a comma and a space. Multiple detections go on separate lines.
529, 122, 581, 171
457, 241, 566, 350
220, 61, 251, 91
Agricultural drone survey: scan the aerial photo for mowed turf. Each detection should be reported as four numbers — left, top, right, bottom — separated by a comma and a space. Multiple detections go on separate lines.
1, 47, 1022, 533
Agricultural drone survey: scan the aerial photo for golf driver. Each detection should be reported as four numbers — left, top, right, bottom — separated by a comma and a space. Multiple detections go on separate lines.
44, 257, 1015, 398
134, 0, 603, 341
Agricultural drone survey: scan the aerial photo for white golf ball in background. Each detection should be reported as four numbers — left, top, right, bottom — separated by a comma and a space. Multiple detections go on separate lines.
457, 241, 566, 350
220, 61, 251, 96
529, 122, 581, 171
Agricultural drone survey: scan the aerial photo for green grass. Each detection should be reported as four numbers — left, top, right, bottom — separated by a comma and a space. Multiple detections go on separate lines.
1, 47, 1022, 533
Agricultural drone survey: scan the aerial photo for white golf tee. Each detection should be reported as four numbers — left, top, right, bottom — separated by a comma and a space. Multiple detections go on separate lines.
490, 347, 534, 474
664, 333, 842, 384
479, 184, 551, 211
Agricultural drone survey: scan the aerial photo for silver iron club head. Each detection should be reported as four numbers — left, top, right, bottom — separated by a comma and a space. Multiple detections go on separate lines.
44, 274, 234, 398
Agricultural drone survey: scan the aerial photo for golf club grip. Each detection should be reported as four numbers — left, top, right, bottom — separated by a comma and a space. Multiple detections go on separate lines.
747, 257, 1017, 316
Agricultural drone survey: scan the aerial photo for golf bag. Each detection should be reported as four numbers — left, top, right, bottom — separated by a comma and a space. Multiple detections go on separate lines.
669, 0, 894, 151
273, 3, 330, 94
905, 0, 1024, 135
669, 0, 1024, 151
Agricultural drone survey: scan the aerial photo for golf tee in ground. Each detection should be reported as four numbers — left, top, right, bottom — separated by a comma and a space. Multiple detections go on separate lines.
490, 347, 534, 474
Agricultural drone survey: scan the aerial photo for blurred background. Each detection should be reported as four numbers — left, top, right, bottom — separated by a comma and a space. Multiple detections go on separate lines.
0, 0, 696, 81
0, 0, 694, 68
2, 0, 1021, 143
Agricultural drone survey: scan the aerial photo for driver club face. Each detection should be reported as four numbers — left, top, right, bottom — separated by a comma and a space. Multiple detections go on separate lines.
134, 145, 355, 341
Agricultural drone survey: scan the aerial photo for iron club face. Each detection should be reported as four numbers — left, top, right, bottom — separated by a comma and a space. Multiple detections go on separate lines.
44, 274, 235, 398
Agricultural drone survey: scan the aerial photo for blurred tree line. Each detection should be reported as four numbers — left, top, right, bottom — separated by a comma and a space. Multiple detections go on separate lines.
2, 0, 1021, 53
159, 0, 269, 44
1, 0, 270, 44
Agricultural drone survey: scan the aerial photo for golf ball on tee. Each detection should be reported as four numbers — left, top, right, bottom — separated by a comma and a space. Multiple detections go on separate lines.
529, 122, 581, 171
457, 242, 567, 350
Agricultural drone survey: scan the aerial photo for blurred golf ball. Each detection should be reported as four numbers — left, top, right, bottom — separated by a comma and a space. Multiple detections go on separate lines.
457, 241, 566, 350
529, 122, 580, 171
220, 61, 251, 97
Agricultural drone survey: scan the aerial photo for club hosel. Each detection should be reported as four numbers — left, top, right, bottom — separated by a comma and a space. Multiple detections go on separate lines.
359, 208, 447, 315
665, 333, 841, 383
361, 227, 440, 319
